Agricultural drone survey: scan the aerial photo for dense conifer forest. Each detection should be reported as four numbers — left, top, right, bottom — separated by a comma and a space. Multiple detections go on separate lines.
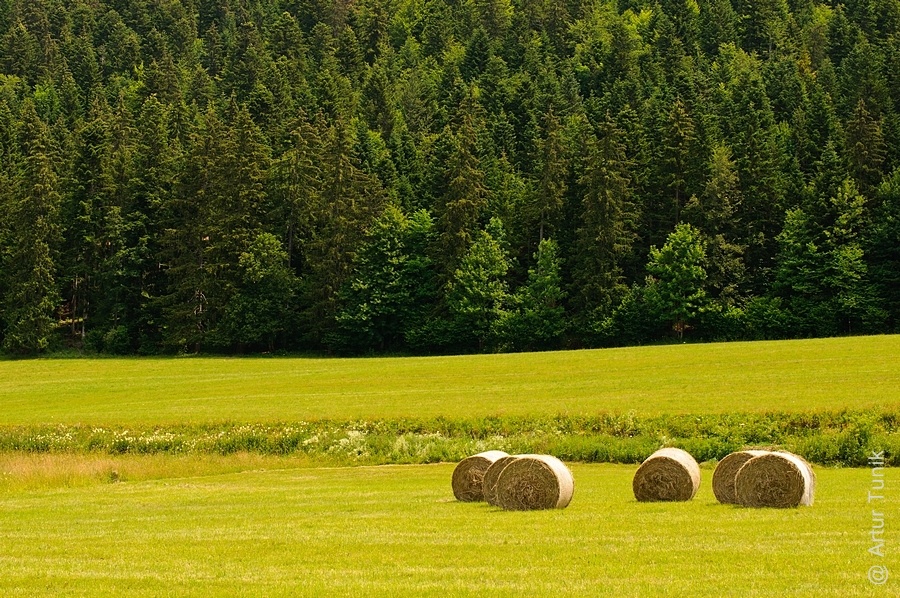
0, 0, 898, 355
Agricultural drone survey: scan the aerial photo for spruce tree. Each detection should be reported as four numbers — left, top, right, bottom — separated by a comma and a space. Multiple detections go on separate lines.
2, 101, 61, 354
571, 112, 632, 325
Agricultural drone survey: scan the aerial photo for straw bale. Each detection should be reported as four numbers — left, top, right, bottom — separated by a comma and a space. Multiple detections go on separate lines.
734, 451, 815, 508
712, 450, 771, 504
494, 454, 574, 511
451, 450, 509, 502
482, 455, 520, 506
632, 447, 700, 502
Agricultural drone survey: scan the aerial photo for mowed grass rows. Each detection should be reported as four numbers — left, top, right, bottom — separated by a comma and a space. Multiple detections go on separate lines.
2, 335, 899, 424
1, 336, 897, 595
0, 463, 887, 597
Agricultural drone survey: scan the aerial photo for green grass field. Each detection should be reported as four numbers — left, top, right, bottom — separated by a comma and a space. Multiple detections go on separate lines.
2, 335, 899, 424
1, 336, 897, 595
0, 461, 891, 597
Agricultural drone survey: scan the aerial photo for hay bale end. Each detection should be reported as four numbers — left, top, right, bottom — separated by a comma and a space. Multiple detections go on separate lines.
632, 447, 701, 502
451, 450, 509, 502
494, 454, 574, 511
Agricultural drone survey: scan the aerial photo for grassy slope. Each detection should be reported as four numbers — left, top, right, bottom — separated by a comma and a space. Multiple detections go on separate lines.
2, 335, 899, 424
1, 338, 896, 595
0, 463, 887, 597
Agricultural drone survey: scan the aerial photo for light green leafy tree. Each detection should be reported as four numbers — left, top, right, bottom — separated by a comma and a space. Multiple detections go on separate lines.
447, 218, 510, 351
645, 223, 708, 338
330, 207, 437, 353
220, 233, 298, 352
498, 237, 566, 351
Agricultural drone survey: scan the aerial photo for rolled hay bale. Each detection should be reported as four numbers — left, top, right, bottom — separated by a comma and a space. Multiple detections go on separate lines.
712, 450, 772, 504
795, 452, 817, 499
494, 454, 574, 511
734, 451, 815, 508
482, 455, 521, 506
451, 450, 509, 502
632, 447, 701, 502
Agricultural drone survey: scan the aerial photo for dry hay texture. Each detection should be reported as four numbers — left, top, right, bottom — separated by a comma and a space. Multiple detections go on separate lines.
712, 450, 771, 504
734, 451, 816, 508
632, 447, 701, 502
482, 455, 521, 506
494, 454, 575, 511
451, 450, 509, 502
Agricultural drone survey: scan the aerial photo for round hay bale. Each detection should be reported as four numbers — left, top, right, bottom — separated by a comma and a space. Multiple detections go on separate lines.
792, 452, 817, 500
632, 447, 700, 502
712, 450, 771, 504
482, 455, 520, 506
451, 450, 509, 502
494, 454, 574, 511
734, 451, 815, 508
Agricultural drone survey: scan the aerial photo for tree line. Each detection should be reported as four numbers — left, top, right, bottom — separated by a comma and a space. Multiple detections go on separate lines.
1, 0, 898, 355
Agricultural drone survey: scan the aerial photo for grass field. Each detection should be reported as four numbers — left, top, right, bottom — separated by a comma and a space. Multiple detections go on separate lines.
1, 336, 897, 595
2, 335, 899, 424
0, 460, 891, 597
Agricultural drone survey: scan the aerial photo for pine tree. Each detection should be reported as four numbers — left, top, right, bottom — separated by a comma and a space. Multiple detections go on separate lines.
683, 144, 747, 303
160, 102, 271, 350
272, 113, 323, 270
775, 178, 883, 334
571, 112, 632, 324
845, 98, 887, 196
869, 169, 900, 330
528, 108, 567, 244
660, 97, 701, 226
2, 100, 61, 354
330, 206, 437, 353
436, 93, 488, 278
301, 116, 387, 343
128, 95, 182, 353
59, 95, 127, 347
220, 233, 298, 352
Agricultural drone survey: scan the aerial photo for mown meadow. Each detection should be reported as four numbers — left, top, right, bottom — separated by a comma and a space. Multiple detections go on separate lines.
1, 336, 898, 595
3, 335, 899, 424
0, 463, 891, 596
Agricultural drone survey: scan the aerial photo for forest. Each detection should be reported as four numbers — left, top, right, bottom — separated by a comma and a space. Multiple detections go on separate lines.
0, 0, 898, 355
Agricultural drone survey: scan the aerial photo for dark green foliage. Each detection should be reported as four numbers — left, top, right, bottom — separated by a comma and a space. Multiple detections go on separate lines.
329, 206, 437, 353
0, 0, 898, 355
570, 112, 633, 328
498, 237, 567, 351
774, 179, 884, 335
445, 218, 511, 351
869, 169, 900, 330
220, 233, 299, 351
2, 100, 61, 354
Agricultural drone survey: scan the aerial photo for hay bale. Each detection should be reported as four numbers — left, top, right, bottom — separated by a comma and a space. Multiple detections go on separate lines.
482, 455, 520, 506
494, 454, 574, 511
451, 450, 509, 502
632, 447, 700, 502
790, 452, 817, 499
712, 450, 771, 504
734, 451, 815, 508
